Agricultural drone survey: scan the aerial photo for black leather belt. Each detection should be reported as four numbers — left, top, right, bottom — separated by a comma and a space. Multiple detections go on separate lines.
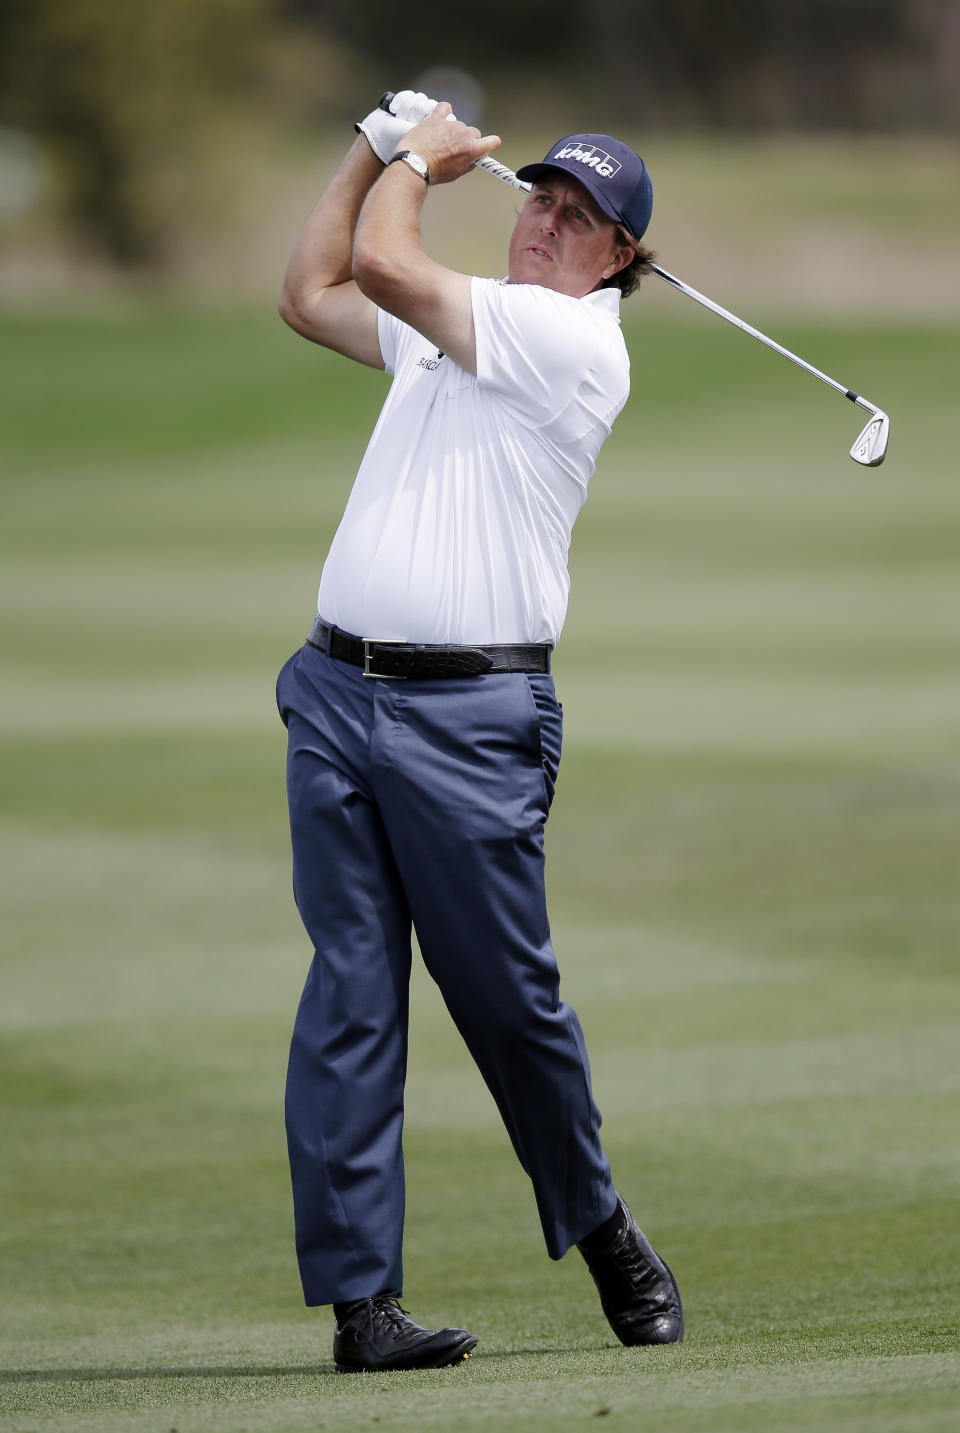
306, 617, 551, 679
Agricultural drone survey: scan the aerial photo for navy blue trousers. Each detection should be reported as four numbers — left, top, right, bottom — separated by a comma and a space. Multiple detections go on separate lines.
276, 638, 617, 1306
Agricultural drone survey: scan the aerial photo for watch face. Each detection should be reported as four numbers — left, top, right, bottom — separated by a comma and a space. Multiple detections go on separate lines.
403, 152, 429, 180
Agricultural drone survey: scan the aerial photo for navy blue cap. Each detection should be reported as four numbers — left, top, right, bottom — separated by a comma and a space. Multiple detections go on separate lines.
516, 134, 653, 240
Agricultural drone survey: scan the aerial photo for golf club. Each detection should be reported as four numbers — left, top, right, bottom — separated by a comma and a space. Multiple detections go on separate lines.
472, 153, 890, 468
377, 94, 890, 468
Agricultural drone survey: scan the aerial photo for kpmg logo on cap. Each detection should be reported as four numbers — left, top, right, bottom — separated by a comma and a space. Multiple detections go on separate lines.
552, 143, 622, 180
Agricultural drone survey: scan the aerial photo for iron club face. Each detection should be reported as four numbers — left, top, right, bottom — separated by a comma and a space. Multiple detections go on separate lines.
850, 410, 889, 467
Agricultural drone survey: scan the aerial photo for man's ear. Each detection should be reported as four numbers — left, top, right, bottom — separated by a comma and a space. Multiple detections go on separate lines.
601, 242, 634, 281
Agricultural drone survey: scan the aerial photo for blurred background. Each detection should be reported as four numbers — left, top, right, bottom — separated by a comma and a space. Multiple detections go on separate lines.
1, 0, 958, 308
2, 5, 959, 1431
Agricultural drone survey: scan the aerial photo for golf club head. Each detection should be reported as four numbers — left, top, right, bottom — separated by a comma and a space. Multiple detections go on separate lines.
850, 410, 889, 467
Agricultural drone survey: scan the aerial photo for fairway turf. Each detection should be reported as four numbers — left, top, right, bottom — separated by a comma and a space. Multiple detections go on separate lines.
2, 308, 959, 1432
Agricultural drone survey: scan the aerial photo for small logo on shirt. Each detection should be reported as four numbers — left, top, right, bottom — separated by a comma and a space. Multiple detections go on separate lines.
552, 143, 621, 180
417, 350, 445, 372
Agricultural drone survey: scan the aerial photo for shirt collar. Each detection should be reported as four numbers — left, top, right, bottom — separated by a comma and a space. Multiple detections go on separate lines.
582, 287, 623, 321
500, 276, 623, 323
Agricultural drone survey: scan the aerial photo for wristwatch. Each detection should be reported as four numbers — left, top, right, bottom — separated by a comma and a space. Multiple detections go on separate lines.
388, 150, 430, 184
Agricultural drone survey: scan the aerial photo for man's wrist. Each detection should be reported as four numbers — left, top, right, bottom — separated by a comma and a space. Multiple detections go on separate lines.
388, 151, 431, 184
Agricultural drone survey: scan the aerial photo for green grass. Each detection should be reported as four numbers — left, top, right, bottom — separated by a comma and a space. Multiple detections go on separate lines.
1, 305, 959, 1432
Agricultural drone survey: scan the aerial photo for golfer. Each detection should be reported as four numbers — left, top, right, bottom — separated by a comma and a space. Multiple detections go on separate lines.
276, 90, 683, 1372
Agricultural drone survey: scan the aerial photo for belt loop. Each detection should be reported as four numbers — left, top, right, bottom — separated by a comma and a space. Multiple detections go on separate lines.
323, 620, 334, 657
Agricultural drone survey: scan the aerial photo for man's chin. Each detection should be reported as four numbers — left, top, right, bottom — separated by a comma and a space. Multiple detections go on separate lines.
507, 264, 563, 292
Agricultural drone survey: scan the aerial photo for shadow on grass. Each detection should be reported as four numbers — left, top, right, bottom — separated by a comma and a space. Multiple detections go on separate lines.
0, 1348, 573, 1383
1, 1367, 333, 1383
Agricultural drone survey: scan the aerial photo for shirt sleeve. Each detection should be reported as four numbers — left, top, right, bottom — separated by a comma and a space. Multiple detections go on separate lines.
471, 277, 606, 428
377, 307, 403, 376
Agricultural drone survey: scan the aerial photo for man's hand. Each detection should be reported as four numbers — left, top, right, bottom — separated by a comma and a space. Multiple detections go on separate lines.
356, 90, 438, 164
396, 103, 501, 184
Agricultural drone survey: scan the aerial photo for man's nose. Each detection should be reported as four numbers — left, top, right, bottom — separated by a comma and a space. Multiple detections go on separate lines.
539, 207, 559, 234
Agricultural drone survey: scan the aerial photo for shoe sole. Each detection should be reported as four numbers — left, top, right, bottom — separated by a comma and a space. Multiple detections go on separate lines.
334, 1334, 478, 1373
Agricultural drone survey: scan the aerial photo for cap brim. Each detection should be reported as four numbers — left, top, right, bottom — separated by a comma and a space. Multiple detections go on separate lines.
514, 161, 622, 225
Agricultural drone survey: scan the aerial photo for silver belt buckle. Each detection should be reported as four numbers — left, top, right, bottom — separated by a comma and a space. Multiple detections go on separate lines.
362, 637, 407, 679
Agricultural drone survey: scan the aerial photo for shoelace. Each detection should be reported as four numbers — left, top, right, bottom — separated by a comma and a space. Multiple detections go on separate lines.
615, 1244, 663, 1296
602, 1225, 669, 1302
370, 1295, 414, 1341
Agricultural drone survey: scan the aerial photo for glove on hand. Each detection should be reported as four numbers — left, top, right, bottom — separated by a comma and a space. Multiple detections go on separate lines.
355, 89, 439, 163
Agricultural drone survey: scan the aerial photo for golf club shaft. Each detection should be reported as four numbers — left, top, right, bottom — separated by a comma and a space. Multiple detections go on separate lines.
375, 96, 886, 457
647, 264, 875, 416
470, 153, 881, 421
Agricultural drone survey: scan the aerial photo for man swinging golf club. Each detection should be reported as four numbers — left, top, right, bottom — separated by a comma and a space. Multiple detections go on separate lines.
276, 88, 684, 1372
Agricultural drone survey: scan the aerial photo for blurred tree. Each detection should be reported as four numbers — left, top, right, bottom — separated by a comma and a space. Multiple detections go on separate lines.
0, 0, 276, 266
292, 0, 959, 130
285, 0, 571, 72
590, 0, 913, 127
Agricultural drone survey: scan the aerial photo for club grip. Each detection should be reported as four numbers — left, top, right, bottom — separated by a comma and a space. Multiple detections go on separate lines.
379, 91, 395, 113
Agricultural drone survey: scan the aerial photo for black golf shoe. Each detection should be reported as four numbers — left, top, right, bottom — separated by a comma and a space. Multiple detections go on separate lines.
332, 1293, 478, 1372
578, 1197, 684, 1346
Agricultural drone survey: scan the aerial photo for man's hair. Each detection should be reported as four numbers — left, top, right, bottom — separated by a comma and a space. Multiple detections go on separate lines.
603, 227, 656, 299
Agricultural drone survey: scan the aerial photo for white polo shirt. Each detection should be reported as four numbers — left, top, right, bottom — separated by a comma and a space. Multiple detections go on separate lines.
316, 277, 630, 645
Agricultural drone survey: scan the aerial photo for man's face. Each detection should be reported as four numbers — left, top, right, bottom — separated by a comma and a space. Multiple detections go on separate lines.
507, 175, 631, 297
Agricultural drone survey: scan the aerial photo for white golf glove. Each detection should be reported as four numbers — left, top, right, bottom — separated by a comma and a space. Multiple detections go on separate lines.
355, 90, 440, 164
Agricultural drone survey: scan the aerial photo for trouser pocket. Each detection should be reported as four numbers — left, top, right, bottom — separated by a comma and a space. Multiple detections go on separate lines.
275, 649, 300, 728
524, 674, 564, 810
